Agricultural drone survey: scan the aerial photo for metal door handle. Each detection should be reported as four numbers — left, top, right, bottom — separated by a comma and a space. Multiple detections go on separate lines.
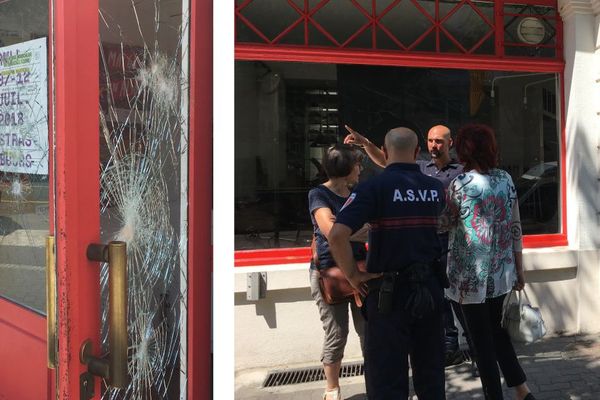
81, 241, 128, 388
46, 236, 57, 369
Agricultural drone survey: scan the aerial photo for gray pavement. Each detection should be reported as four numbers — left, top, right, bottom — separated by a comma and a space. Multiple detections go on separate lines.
0, 217, 47, 313
235, 334, 600, 400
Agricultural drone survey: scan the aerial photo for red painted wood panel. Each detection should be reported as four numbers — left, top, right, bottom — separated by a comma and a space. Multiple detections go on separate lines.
235, 45, 564, 72
235, 247, 312, 267
0, 298, 53, 400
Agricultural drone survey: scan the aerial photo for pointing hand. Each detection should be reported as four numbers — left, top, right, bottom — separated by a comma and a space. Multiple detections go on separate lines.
344, 125, 369, 147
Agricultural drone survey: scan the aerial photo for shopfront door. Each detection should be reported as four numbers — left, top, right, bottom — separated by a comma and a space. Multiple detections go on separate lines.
20, 0, 211, 400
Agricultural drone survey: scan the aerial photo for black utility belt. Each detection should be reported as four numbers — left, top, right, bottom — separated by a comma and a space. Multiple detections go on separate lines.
367, 263, 438, 317
368, 262, 435, 289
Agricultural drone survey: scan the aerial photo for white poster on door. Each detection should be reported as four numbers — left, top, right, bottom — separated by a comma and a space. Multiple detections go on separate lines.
0, 37, 48, 175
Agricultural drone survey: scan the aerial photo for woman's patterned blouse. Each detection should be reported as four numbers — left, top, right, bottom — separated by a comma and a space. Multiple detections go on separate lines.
443, 169, 523, 304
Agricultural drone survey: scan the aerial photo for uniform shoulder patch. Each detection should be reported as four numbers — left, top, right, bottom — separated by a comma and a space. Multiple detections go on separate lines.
340, 192, 356, 211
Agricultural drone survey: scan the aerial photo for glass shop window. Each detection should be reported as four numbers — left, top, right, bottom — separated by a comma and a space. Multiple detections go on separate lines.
234, 61, 561, 250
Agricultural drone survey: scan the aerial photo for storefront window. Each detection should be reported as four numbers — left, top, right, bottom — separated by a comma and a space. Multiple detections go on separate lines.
0, 0, 49, 314
235, 61, 561, 251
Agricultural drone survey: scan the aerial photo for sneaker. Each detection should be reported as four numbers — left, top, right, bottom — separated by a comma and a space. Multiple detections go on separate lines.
323, 387, 342, 400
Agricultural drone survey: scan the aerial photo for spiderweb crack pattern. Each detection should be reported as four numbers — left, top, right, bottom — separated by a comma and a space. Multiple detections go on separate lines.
99, 1, 186, 397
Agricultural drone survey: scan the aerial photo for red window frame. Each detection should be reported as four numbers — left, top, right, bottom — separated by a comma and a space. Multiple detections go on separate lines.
234, 0, 567, 267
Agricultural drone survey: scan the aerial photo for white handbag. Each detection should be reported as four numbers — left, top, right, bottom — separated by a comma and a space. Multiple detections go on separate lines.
501, 289, 547, 343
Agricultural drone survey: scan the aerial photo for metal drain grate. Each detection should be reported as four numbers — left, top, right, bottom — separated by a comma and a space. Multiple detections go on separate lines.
263, 362, 364, 387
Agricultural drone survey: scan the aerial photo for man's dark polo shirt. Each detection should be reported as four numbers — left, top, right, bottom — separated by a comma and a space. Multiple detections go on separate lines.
336, 163, 445, 273
417, 159, 463, 190
417, 159, 463, 248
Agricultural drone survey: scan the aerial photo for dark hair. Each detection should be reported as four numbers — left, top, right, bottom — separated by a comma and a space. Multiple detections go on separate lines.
455, 124, 498, 173
322, 144, 363, 178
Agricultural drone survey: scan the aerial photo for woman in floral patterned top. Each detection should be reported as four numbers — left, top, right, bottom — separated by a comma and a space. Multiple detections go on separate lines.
442, 124, 536, 400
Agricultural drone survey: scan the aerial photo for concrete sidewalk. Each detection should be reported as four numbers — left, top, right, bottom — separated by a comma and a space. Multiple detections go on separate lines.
235, 334, 600, 400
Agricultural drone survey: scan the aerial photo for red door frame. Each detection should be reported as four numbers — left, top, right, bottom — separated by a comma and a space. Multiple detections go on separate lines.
53, 0, 101, 397
53, 0, 212, 398
188, 0, 213, 398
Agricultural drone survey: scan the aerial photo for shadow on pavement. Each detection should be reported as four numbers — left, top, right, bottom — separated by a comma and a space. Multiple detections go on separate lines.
235, 335, 600, 400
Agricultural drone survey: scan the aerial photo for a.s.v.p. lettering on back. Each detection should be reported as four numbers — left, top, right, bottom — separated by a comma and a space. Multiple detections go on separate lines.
393, 188, 440, 203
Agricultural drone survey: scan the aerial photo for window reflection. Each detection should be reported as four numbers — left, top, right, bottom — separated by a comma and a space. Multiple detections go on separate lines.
235, 62, 561, 250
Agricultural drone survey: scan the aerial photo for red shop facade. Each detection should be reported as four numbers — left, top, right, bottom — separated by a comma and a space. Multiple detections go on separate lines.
232, 0, 600, 389
234, 0, 567, 267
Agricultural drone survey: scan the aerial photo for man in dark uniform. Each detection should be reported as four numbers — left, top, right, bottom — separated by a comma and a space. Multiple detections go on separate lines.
345, 124, 473, 369
329, 127, 446, 400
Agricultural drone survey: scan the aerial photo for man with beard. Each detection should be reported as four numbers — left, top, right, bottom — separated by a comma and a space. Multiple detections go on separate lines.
344, 124, 475, 371
345, 124, 461, 187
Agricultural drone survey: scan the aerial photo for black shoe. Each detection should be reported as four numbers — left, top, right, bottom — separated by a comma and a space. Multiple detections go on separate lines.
524, 394, 536, 400
460, 349, 471, 361
444, 349, 465, 367
470, 360, 479, 377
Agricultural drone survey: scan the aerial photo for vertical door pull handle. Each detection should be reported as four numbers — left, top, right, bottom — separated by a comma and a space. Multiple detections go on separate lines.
82, 241, 128, 388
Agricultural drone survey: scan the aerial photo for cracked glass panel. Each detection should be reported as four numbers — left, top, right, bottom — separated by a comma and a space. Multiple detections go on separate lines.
0, 0, 50, 314
99, 0, 188, 398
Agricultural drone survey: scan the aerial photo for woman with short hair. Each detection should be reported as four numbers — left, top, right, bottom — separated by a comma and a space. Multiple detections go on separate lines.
308, 144, 367, 400
443, 124, 536, 400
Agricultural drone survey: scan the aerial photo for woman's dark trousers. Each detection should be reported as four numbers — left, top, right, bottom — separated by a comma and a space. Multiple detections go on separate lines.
460, 294, 527, 400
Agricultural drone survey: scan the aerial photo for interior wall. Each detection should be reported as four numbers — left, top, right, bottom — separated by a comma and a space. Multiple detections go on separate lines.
235, 62, 260, 199
495, 77, 557, 173
99, 0, 181, 51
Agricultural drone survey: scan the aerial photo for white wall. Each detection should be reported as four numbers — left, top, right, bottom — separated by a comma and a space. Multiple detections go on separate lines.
234, 266, 364, 373
234, 248, 582, 375
559, 0, 600, 332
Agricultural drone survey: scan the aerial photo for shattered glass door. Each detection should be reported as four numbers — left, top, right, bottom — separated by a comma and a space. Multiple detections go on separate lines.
99, 0, 189, 398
